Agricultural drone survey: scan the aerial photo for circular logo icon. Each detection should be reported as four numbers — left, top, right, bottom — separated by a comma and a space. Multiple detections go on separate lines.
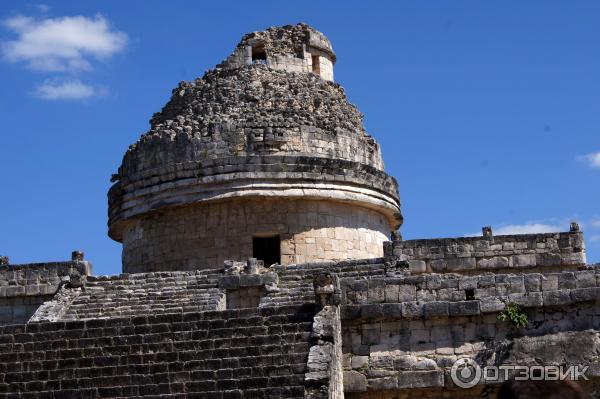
451, 357, 482, 388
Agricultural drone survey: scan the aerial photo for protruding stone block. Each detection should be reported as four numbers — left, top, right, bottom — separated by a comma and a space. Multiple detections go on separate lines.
408, 260, 426, 274
449, 300, 480, 316
482, 226, 493, 239
71, 251, 84, 261
543, 289, 572, 306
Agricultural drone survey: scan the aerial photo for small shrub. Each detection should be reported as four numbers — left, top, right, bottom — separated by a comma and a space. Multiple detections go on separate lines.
498, 303, 528, 328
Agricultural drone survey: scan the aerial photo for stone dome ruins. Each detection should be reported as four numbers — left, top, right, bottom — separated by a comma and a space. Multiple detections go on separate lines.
108, 23, 402, 273
1, 23, 598, 399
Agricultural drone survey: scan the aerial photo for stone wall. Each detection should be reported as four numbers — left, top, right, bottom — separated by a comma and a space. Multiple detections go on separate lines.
338, 266, 600, 396
385, 230, 585, 274
122, 198, 390, 273
108, 154, 401, 242
0, 259, 91, 325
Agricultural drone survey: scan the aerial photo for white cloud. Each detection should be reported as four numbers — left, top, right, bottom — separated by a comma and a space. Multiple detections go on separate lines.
1, 14, 127, 72
577, 152, 600, 168
590, 235, 600, 243
35, 4, 50, 13
590, 218, 600, 229
466, 222, 565, 237
491, 223, 564, 235
34, 78, 102, 100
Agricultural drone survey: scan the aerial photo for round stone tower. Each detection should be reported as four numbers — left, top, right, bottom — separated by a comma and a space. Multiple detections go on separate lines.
108, 23, 402, 273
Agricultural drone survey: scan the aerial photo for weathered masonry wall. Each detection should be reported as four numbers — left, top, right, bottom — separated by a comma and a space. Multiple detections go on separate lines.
122, 198, 390, 273
338, 267, 600, 397
218, 23, 336, 81
385, 230, 586, 274
0, 259, 91, 325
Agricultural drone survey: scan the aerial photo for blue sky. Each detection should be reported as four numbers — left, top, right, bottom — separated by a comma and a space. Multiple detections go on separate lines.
0, 1, 598, 275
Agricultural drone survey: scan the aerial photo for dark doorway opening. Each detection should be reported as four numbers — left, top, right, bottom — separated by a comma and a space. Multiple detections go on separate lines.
253, 235, 280, 266
252, 44, 267, 64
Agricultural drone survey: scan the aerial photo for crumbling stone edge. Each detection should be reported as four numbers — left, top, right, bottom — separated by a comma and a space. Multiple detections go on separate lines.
305, 305, 344, 399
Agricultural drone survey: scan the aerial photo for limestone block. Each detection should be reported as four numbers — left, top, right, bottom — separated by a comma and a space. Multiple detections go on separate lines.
381, 303, 402, 318
458, 277, 478, 290
351, 355, 369, 370
543, 289, 572, 306
397, 370, 444, 389
479, 256, 510, 269
343, 370, 367, 392
536, 253, 563, 266
423, 301, 449, 317
416, 289, 437, 302
360, 304, 383, 320
384, 284, 399, 303
368, 376, 398, 391
524, 274, 542, 291
340, 305, 360, 320
508, 292, 543, 308
398, 285, 417, 302
576, 271, 596, 289
401, 302, 423, 318
449, 301, 480, 316
512, 254, 537, 268
541, 274, 559, 291
480, 297, 506, 313
408, 260, 427, 274
415, 358, 437, 370
571, 287, 600, 302
558, 272, 576, 289
508, 276, 525, 293
393, 355, 418, 370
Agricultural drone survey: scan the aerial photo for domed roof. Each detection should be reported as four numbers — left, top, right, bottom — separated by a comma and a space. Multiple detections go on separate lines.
118, 65, 383, 178
108, 24, 401, 241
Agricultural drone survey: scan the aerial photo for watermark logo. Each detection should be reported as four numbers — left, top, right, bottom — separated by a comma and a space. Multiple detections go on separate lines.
450, 358, 589, 388
451, 358, 482, 388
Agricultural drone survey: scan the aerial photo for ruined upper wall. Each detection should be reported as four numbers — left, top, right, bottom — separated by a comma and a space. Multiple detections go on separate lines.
385, 227, 586, 274
0, 254, 92, 325
218, 23, 336, 81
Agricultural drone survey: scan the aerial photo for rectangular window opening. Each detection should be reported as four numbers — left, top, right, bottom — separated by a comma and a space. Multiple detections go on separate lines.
465, 289, 475, 301
252, 44, 267, 64
311, 54, 321, 75
253, 235, 281, 267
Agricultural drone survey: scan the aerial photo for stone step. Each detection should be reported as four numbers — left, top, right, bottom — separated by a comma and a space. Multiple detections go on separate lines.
0, 342, 311, 366
2, 363, 307, 385
0, 331, 312, 360
4, 352, 309, 375
0, 323, 312, 350
0, 378, 306, 397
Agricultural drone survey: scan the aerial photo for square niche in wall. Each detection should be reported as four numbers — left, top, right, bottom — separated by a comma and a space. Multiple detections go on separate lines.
253, 235, 280, 267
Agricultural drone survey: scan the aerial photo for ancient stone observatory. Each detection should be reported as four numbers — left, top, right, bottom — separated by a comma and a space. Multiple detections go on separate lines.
108, 23, 402, 273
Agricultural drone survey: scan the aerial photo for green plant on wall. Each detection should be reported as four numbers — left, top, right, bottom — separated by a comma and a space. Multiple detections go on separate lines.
498, 303, 528, 328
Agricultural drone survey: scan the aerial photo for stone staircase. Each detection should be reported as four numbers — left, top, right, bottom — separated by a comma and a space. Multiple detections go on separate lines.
0, 304, 316, 398
59, 270, 225, 320
262, 259, 403, 307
